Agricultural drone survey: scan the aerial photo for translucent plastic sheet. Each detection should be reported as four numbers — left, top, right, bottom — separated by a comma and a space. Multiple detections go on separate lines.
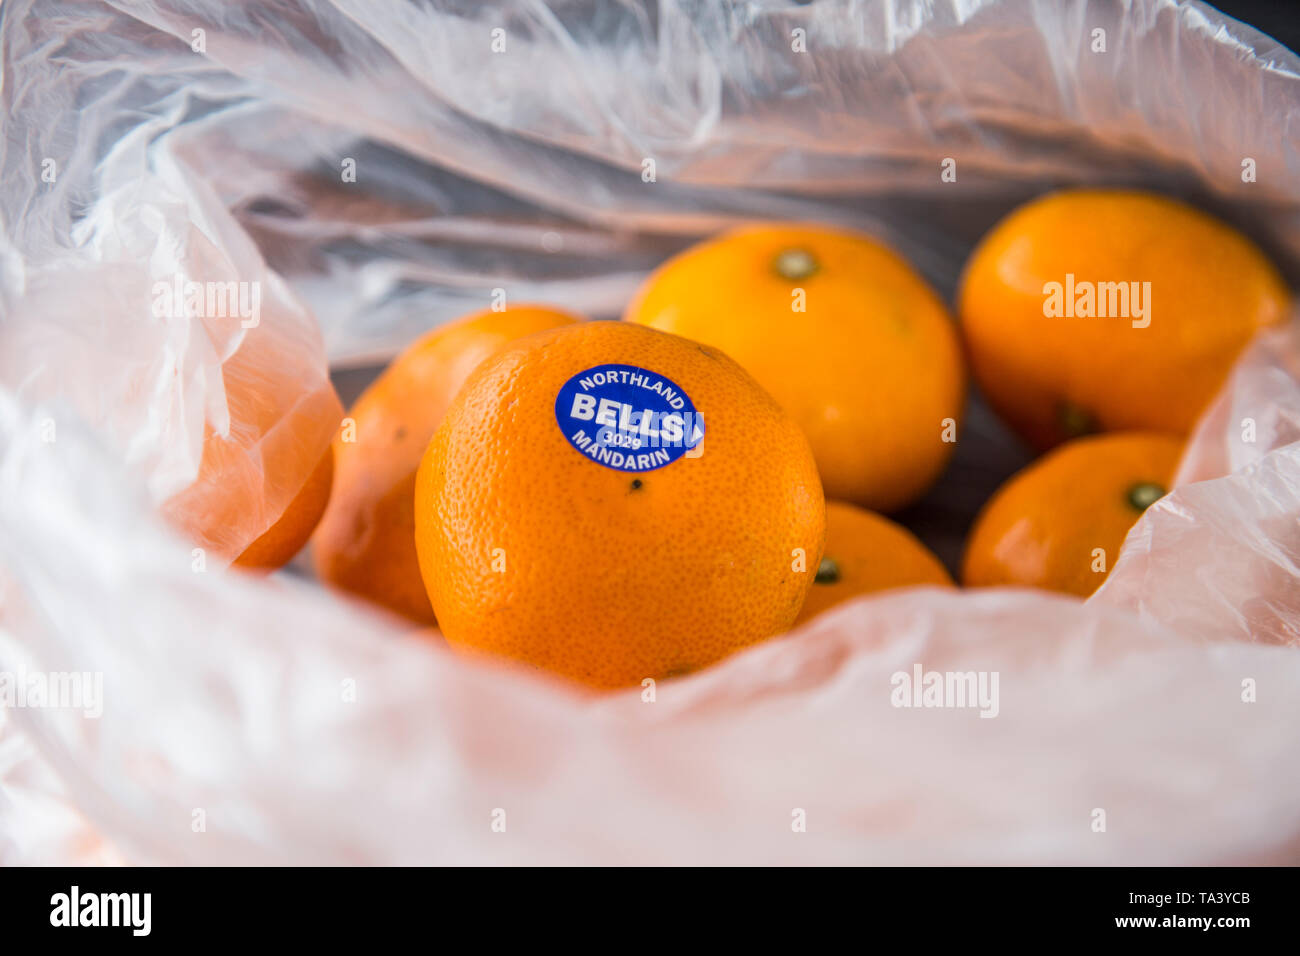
2, 0, 1300, 864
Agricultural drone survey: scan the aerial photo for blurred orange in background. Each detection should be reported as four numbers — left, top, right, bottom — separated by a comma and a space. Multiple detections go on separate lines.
794, 501, 952, 627
963, 431, 1184, 597
626, 223, 965, 513
313, 305, 582, 621
959, 190, 1290, 450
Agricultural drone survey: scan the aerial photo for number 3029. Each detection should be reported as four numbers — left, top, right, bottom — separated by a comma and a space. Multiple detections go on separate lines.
598, 428, 643, 450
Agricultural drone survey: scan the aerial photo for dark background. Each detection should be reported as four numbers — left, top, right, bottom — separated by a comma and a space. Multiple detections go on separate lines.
1216, 0, 1298, 51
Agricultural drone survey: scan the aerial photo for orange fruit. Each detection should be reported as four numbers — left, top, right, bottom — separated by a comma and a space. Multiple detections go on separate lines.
312, 305, 581, 622
625, 223, 965, 513
234, 447, 334, 569
962, 432, 1184, 597
414, 320, 825, 689
162, 321, 341, 569
959, 189, 1290, 450
794, 501, 953, 627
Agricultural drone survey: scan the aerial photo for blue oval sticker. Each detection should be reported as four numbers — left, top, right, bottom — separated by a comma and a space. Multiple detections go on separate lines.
554, 364, 705, 472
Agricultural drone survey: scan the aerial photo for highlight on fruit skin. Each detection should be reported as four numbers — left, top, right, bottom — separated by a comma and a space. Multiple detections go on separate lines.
793, 501, 953, 628
625, 221, 966, 514
958, 189, 1290, 450
413, 319, 826, 690
311, 305, 583, 623
961, 431, 1184, 598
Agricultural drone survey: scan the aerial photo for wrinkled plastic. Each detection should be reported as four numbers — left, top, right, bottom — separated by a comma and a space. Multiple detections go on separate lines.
3, 0, 1300, 864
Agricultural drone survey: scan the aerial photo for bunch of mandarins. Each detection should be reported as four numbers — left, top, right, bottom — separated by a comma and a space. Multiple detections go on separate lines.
220, 189, 1291, 689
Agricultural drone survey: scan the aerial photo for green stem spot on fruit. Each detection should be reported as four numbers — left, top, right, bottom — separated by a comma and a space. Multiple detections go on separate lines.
1058, 401, 1098, 439
814, 557, 840, 585
1126, 481, 1166, 512
774, 248, 818, 281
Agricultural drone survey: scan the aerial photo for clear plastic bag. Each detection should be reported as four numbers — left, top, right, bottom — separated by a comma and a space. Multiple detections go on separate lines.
2, 0, 1299, 864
